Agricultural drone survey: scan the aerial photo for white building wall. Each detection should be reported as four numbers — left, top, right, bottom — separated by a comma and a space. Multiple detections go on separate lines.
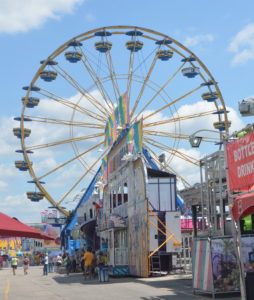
149, 216, 158, 251
166, 211, 181, 253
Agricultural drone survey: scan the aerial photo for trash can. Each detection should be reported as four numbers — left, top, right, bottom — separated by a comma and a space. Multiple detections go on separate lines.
245, 272, 254, 300
98, 265, 109, 282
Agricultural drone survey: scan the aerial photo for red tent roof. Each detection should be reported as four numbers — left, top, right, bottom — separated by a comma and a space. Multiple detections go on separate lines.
232, 192, 254, 220
0, 212, 54, 240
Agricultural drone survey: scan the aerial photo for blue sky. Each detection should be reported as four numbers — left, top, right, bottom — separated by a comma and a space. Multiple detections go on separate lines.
1, 0, 254, 222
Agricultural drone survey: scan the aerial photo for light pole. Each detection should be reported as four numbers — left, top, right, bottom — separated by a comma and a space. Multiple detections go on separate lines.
189, 129, 222, 148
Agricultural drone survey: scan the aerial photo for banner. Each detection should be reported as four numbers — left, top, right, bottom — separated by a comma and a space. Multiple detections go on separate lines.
104, 92, 130, 147
211, 238, 239, 292
226, 130, 254, 191
101, 156, 108, 181
192, 239, 213, 292
127, 119, 143, 153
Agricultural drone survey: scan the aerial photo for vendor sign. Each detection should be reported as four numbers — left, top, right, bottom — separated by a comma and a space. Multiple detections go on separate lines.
226, 131, 254, 191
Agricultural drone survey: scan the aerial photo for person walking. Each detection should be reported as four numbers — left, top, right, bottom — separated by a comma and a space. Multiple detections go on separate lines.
63, 254, 71, 276
43, 253, 49, 276
83, 247, 94, 280
11, 256, 19, 275
56, 254, 62, 273
48, 256, 54, 273
0, 256, 3, 269
22, 256, 30, 275
97, 251, 109, 282
72, 257, 77, 273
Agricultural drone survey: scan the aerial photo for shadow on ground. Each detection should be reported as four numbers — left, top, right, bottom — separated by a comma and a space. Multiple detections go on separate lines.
52, 272, 136, 285
138, 277, 240, 300
52, 273, 240, 299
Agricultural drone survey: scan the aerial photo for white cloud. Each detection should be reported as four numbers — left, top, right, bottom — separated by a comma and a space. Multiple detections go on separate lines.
144, 101, 245, 188
0, 0, 84, 34
0, 117, 20, 156
0, 181, 8, 191
184, 34, 214, 47
0, 194, 47, 222
169, 148, 202, 187
0, 164, 18, 178
172, 101, 244, 135
228, 23, 254, 66
85, 13, 95, 22
144, 101, 244, 140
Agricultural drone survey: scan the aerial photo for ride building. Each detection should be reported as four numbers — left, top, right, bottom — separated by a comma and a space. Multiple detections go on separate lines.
67, 130, 181, 277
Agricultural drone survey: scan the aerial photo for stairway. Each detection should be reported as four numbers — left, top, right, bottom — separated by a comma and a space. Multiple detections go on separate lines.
150, 255, 161, 272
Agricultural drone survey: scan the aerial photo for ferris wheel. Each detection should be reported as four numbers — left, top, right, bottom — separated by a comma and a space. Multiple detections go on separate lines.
14, 26, 231, 216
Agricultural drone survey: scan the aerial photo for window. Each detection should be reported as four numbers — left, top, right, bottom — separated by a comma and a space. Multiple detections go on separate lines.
123, 182, 128, 203
89, 208, 93, 218
113, 190, 117, 208
118, 186, 122, 206
110, 192, 112, 213
84, 212, 87, 222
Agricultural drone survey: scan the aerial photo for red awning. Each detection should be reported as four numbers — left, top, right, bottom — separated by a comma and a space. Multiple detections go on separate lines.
232, 192, 254, 220
0, 212, 54, 240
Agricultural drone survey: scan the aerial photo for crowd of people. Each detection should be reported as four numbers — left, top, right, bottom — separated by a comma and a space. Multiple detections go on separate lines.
10, 255, 30, 275
5, 247, 109, 282
40, 247, 109, 281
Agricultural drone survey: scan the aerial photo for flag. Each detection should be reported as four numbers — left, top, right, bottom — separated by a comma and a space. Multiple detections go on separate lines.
104, 122, 110, 147
117, 92, 130, 127
133, 118, 143, 153
127, 126, 134, 152
127, 118, 143, 153
104, 111, 117, 147
101, 156, 108, 181
104, 92, 130, 147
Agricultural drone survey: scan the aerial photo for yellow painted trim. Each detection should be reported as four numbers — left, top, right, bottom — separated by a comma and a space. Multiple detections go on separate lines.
4, 279, 10, 300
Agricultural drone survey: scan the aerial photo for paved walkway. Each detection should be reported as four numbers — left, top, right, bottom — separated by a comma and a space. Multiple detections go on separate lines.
0, 267, 241, 300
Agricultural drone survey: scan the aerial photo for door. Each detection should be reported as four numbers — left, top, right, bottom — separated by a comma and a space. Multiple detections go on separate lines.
114, 229, 128, 265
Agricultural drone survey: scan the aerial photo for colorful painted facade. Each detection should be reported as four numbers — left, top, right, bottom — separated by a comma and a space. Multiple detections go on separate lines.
77, 131, 181, 277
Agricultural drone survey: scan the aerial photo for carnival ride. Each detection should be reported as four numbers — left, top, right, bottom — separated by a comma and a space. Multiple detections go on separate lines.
14, 26, 231, 216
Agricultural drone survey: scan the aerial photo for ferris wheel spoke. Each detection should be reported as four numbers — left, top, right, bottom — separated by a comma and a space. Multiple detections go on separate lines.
126, 51, 135, 100
53, 65, 111, 116
78, 47, 114, 111
144, 130, 190, 140
144, 137, 199, 165
105, 52, 121, 101
23, 115, 104, 129
130, 53, 159, 119
144, 144, 191, 187
132, 45, 158, 74
79, 45, 109, 76
57, 148, 107, 206
26, 133, 104, 151
144, 130, 218, 143
37, 141, 104, 181
144, 110, 217, 128
143, 85, 202, 122
38, 89, 107, 123
150, 138, 199, 165
135, 61, 186, 120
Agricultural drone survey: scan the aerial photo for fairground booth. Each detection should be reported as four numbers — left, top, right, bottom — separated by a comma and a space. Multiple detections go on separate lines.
180, 128, 254, 298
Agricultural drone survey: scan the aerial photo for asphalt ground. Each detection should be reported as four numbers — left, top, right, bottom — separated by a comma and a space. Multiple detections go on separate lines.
0, 267, 241, 300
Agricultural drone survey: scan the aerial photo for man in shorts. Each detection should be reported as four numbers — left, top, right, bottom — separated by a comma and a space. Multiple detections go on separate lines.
83, 247, 94, 280
11, 256, 19, 275
23, 256, 29, 275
